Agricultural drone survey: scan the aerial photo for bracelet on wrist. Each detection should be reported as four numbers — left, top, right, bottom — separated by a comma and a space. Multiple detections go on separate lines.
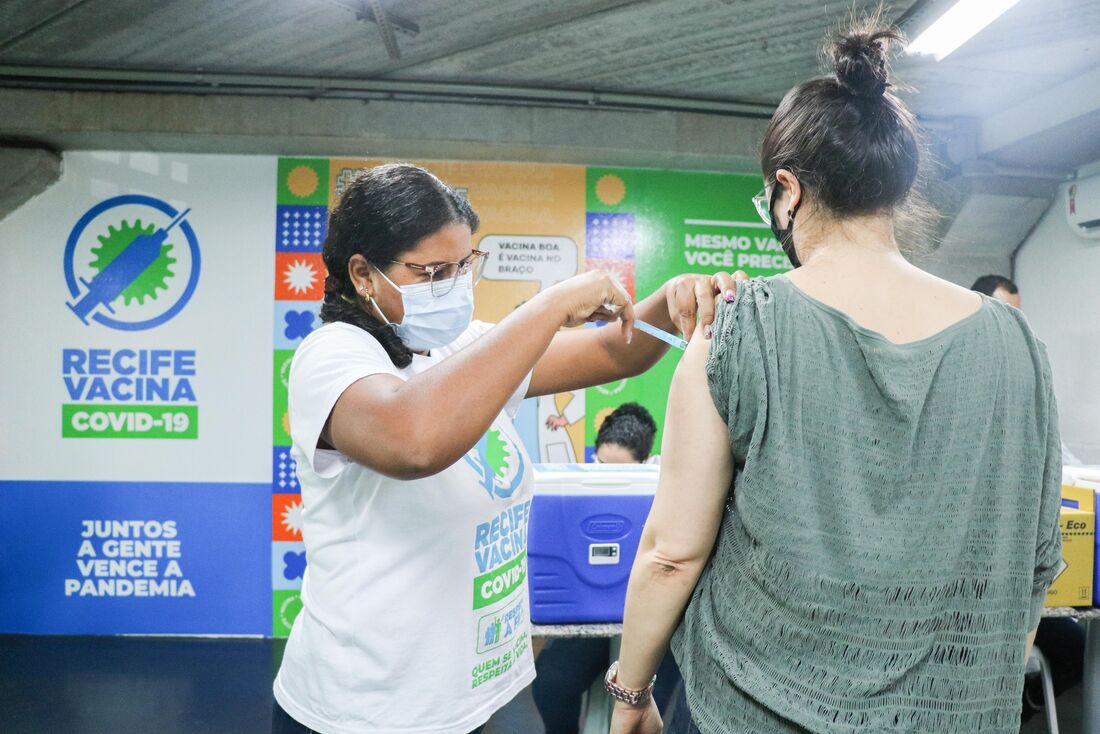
604, 660, 657, 706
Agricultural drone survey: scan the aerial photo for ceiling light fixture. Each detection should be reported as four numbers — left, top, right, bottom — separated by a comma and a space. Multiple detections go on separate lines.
906, 0, 1023, 61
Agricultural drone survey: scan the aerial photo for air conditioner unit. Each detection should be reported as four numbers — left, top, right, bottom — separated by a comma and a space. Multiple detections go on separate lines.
1066, 174, 1100, 241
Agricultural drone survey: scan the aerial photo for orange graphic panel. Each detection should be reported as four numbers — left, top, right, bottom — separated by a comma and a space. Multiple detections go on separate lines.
272, 494, 304, 541
275, 252, 326, 301
327, 159, 586, 324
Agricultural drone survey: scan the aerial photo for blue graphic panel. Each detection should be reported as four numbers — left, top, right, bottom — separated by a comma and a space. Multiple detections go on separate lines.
275, 300, 322, 350
273, 446, 300, 494
276, 205, 327, 252
0, 481, 270, 635
585, 212, 636, 260
272, 541, 307, 590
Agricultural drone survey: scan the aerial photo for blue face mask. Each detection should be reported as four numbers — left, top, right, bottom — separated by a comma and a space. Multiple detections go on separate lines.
372, 269, 475, 352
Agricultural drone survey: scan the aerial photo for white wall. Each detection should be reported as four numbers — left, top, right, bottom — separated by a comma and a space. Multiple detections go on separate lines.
1015, 177, 1100, 464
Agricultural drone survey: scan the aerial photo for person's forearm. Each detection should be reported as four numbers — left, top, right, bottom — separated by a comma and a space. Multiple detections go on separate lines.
615, 542, 706, 690
594, 283, 672, 377
388, 290, 564, 474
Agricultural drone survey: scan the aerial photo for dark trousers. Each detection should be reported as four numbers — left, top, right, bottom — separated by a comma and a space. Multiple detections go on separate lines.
272, 701, 485, 734
1034, 617, 1086, 695
665, 683, 701, 734
532, 638, 681, 734
1023, 616, 1087, 720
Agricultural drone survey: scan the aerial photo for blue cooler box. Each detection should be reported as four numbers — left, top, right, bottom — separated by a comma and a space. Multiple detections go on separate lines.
528, 463, 659, 624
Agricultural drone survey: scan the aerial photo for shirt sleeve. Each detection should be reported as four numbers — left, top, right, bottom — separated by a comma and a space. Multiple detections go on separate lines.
705, 283, 766, 464
288, 325, 404, 477
436, 320, 532, 419
1028, 352, 1066, 629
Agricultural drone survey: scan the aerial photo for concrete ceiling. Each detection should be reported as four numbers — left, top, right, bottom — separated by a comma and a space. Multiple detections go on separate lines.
1, 0, 1096, 168
1, 0, 1097, 271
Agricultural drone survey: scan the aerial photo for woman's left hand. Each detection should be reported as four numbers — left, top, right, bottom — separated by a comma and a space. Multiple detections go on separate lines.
610, 699, 662, 734
665, 271, 748, 340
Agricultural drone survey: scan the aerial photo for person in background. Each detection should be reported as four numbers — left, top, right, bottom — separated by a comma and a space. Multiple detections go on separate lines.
532, 403, 678, 733
971, 273, 1086, 723
971, 274, 1081, 468
971, 273, 1022, 309
593, 402, 661, 465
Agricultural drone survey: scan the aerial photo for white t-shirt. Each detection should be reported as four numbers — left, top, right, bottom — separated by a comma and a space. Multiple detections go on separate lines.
274, 321, 535, 734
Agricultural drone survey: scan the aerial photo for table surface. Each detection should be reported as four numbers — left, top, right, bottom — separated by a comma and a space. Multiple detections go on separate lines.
1042, 606, 1100, 619
532, 608, 1100, 638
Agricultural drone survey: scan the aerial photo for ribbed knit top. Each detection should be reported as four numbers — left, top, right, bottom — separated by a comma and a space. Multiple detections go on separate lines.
671, 276, 1064, 733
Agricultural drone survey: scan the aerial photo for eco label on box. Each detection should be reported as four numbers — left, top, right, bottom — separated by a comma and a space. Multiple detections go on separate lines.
1045, 484, 1095, 608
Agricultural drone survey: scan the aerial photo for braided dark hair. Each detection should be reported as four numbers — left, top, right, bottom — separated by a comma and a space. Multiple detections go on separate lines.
320, 163, 479, 368
595, 402, 658, 462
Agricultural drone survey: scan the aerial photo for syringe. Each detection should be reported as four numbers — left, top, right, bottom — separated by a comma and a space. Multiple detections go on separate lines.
634, 319, 688, 350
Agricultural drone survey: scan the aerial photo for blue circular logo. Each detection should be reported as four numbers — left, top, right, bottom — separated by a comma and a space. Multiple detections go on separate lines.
64, 195, 201, 331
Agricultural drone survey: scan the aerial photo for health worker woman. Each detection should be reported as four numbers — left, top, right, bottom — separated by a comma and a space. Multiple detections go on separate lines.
271, 163, 740, 734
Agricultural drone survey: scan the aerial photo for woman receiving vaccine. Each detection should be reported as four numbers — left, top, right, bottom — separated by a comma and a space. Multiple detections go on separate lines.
610, 21, 1064, 734
271, 163, 741, 734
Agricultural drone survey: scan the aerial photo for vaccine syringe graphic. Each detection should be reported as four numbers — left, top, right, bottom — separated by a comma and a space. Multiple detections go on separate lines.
67, 208, 190, 324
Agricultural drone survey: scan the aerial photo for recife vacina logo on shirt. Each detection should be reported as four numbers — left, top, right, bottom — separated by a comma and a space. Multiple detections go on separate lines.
467, 421, 532, 689
464, 423, 527, 500
60, 195, 203, 440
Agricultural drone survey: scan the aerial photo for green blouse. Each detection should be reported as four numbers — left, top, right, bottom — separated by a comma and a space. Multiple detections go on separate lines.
672, 276, 1064, 733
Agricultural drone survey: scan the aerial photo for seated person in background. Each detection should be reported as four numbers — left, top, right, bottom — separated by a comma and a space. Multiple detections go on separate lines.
532, 403, 678, 734
593, 402, 661, 465
971, 273, 1085, 722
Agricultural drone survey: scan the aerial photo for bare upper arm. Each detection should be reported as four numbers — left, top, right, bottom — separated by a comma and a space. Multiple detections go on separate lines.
324, 372, 436, 478
641, 329, 735, 566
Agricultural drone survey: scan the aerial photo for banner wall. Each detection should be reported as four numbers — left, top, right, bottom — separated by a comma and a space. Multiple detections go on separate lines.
0, 153, 788, 636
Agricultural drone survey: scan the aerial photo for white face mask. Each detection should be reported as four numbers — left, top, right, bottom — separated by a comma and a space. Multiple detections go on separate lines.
372, 269, 475, 352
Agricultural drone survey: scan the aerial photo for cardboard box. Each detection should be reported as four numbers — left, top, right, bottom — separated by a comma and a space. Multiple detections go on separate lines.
1044, 484, 1095, 608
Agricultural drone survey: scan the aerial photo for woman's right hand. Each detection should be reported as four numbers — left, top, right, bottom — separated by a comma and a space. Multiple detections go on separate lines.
544, 270, 636, 339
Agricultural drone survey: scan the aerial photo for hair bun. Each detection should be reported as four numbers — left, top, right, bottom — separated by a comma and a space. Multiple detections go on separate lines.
829, 27, 900, 99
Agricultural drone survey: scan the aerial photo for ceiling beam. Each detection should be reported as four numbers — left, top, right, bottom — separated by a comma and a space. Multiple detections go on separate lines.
0, 87, 771, 174
0, 144, 61, 222
0, 64, 776, 117
980, 66, 1100, 155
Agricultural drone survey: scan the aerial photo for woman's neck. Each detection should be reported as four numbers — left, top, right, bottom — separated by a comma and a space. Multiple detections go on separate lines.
794, 212, 906, 268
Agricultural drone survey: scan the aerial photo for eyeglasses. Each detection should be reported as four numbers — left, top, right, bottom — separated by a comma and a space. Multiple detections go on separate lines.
388, 249, 488, 297
752, 188, 772, 226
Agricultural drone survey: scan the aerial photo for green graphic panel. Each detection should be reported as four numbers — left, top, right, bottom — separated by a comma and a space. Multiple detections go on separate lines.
273, 589, 303, 637
274, 350, 294, 446
584, 167, 790, 453
62, 404, 198, 439
277, 158, 330, 205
